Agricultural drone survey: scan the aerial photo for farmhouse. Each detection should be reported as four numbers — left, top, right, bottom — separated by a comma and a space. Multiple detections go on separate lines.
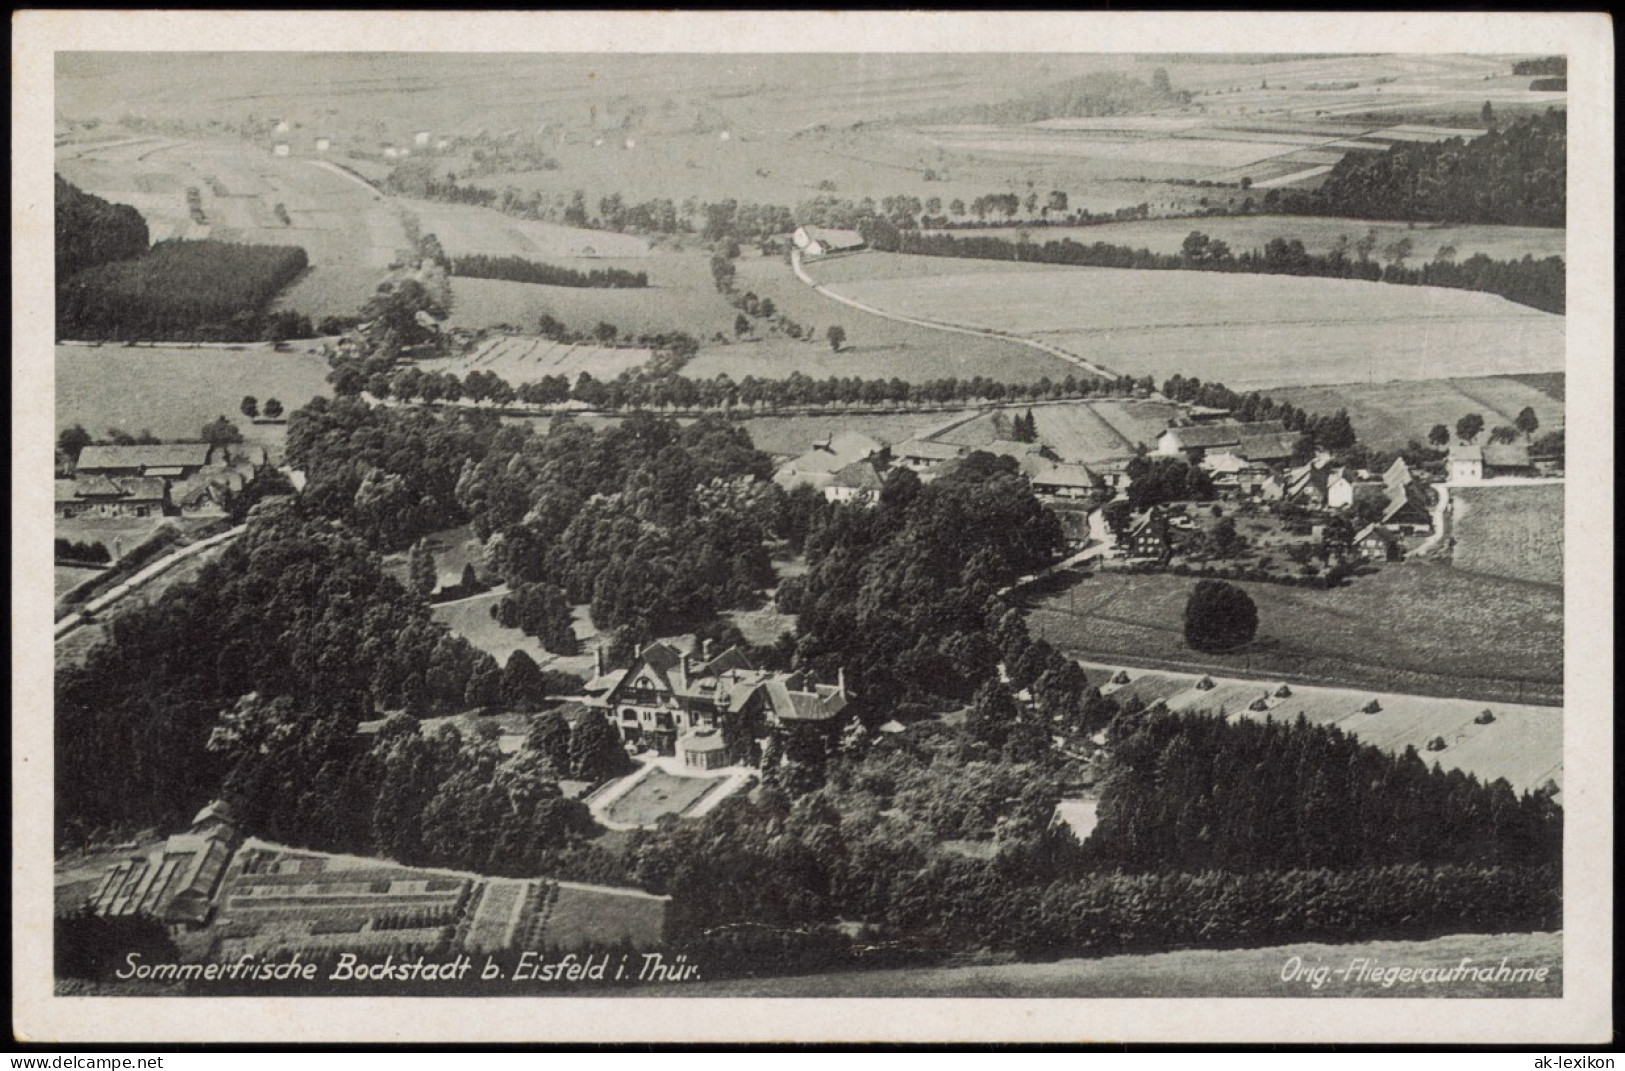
1384, 456, 1415, 491
1093, 457, 1135, 494
773, 431, 886, 494
894, 438, 966, 474
825, 459, 885, 504
314, 136, 331, 152
272, 143, 290, 158
1158, 421, 1296, 465
1446, 441, 1533, 483
1125, 510, 1172, 559
1023, 457, 1101, 499
75, 442, 217, 479
1380, 485, 1433, 532
592, 640, 849, 761
55, 475, 169, 519
1354, 523, 1404, 561
792, 225, 867, 258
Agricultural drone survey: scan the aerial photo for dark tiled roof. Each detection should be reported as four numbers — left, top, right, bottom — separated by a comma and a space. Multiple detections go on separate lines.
76, 443, 213, 472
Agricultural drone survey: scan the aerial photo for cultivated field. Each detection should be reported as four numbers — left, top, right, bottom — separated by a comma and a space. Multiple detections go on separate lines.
401, 199, 650, 260
57, 138, 409, 322
940, 217, 1566, 264
1090, 662, 1562, 794
445, 273, 736, 340
1449, 483, 1564, 587
602, 768, 729, 827
419, 334, 653, 383
1026, 562, 1562, 705
1268, 376, 1564, 453
727, 411, 961, 457
665, 930, 1561, 999
812, 254, 1565, 390
931, 398, 1179, 460
56, 343, 331, 459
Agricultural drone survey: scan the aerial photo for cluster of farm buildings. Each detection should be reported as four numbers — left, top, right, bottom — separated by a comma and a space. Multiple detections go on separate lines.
54, 442, 267, 522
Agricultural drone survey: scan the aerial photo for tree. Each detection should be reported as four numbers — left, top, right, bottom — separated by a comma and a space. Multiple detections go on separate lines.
1481, 100, 1495, 127
1183, 579, 1259, 653
58, 424, 92, 463
966, 679, 1018, 749
263, 398, 285, 420
409, 540, 438, 598
240, 395, 259, 420
500, 649, 549, 712
1428, 424, 1451, 448
1487, 425, 1518, 445
827, 325, 846, 352
1211, 517, 1244, 558
201, 415, 244, 446
569, 714, 629, 781
1515, 407, 1540, 440
734, 313, 751, 337
1456, 413, 1485, 444
526, 709, 574, 774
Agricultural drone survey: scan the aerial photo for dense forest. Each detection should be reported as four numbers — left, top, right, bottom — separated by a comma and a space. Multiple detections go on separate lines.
451, 254, 647, 289
890, 227, 1565, 314
1269, 110, 1566, 228
58, 237, 314, 341
55, 175, 149, 278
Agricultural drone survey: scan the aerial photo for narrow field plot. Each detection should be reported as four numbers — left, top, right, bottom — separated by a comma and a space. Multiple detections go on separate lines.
821, 258, 1564, 390
56, 343, 331, 459
537, 885, 666, 951
420, 334, 653, 382
953, 218, 1566, 264
402, 199, 650, 260
1268, 376, 1564, 453
1449, 483, 1564, 588
445, 275, 736, 340
1029, 562, 1562, 705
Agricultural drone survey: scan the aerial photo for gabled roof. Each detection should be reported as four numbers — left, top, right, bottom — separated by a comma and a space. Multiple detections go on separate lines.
1384, 457, 1414, 487
1024, 457, 1098, 488
980, 439, 1044, 460
776, 431, 885, 483
1382, 486, 1432, 525
76, 442, 214, 472
58, 475, 168, 502
699, 645, 755, 676
1355, 522, 1400, 544
1450, 443, 1484, 462
1484, 442, 1531, 469
1234, 432, 1300, 462
895, 438, 965, 461
797, 225, 865, 250
829, 460, 884, 492
1160, 424, 1244, 449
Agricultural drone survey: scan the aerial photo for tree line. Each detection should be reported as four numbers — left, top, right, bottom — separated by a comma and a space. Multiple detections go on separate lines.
451, 254, 647, 289
887, 227, 1564, 314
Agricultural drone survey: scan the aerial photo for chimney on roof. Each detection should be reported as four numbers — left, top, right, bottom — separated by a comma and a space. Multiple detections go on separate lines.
595, 645, 606, 677
700, 637, 713, 662
680, 650, 691, 683
837, 667, 846, 695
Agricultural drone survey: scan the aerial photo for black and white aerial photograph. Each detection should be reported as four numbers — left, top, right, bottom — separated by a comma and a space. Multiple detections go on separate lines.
14, 9, 1613, 1048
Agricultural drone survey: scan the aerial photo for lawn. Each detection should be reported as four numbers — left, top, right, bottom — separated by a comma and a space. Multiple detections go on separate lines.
1027, 562, 1562, 705
55, 565, 105, 599
660, 930, 1560, 999
945, 217, 1566, 265
534, 884, 667, 951
1449, 483, 1563, 588
602, 768, 730, 827
730, 411, 962, 458
431, 590, 598, 680
445, 273, 737, 339
816, 255, 1564, 390
1092, 662, 1561, 794
401, 199, 651, 260
56, 342, 331, 460
1267, 376, 1563, 453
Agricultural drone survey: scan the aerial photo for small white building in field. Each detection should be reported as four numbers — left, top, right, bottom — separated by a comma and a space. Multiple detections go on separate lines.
792, 225, 866, 257
414, 130, 432, 147
314, 136, 331, 152
272, 142, 290, 157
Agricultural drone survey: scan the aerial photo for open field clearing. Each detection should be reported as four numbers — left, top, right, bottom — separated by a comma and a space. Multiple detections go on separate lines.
402, 199, 650, 259
1088, 661, 1561, 794
1449, 483, 1563, 588
539, 884, 667, 950
421, 334, 653, 382
57, 343, 330, 459
55, 565, 104, 599
380, 525, 484, 592
602, 768, 730, 827
431, 591, 598, 681
814, 255, 1564, 390
939, 218, 1565, 265
1026, 562, 1561, 705
931, 398, 1178, 459
57, 138, 409, 321
664, 930, 1560, 998
1268, 376, 1563, 453
445, 273, 735, 339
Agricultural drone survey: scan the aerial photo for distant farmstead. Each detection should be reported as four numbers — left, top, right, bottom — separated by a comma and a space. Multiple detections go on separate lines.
792, 225, 867, 257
